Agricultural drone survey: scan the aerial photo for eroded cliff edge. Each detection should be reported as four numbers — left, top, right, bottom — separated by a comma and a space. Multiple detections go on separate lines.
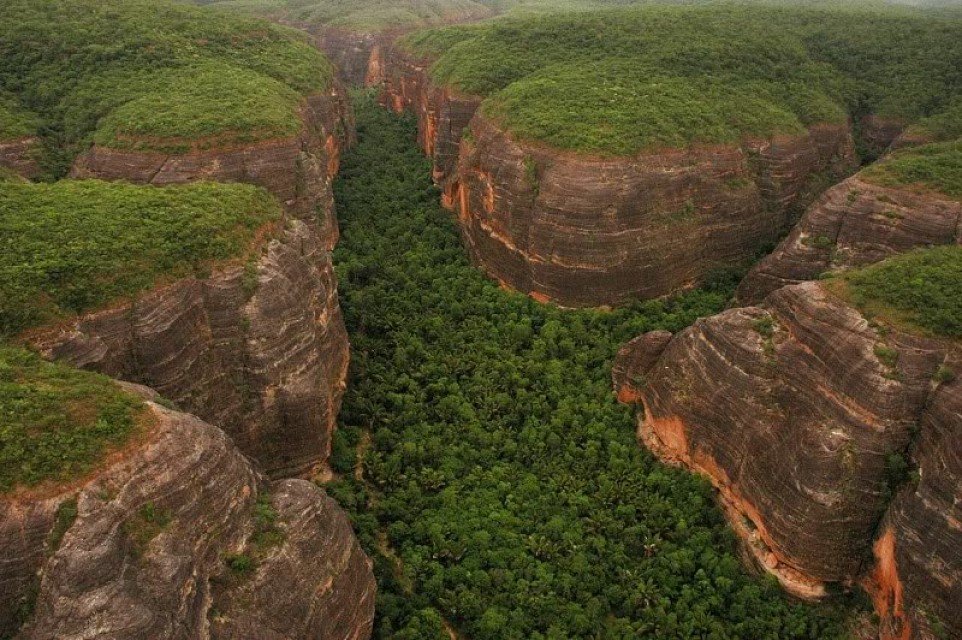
379, 44, 858, 307
37, 89, 356, 478
1, 382, 375, 640
738, 140, 962, 304
613, 280, 961, 639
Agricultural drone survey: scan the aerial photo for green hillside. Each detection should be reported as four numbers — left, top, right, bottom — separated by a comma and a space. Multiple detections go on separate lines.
401, 4, 962, 155
0, 179, 280, 338
0, 0, 333, 175
835, 246, 962, 338
0, 345, 147, 493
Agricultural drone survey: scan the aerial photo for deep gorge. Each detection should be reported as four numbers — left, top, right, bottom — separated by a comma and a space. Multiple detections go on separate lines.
324, 93, 857, 639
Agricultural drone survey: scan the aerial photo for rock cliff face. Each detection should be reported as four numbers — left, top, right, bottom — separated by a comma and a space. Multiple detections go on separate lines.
380, 47, 858, 306
613, 282, 961, 638
312, 28, 394, 87
28, 219, 347, 479
1, 385, 375, 640
54, 88, 355, 477
71, 89, 355, 247
738, 174, 962, 304
0, 136, 41, 180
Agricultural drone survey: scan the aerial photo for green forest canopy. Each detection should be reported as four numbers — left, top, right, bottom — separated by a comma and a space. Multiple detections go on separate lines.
325, 93, 857, 640
0, 0, 333, 173
0, 345, 146, 493
401, 4, 962, 154
0, 179, 280, 338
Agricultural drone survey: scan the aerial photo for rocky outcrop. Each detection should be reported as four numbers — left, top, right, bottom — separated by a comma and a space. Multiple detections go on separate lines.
55, 86, 356, 477
27, 219, 348, 478
380, 46, 857, 306
737, 174, 962, 304
453, 116, 856, 307
866, 352, 962, 640
1, 385, 375, 640
614, 282, 961, 638
71, 88, 355, 246
0, 136, 41, 180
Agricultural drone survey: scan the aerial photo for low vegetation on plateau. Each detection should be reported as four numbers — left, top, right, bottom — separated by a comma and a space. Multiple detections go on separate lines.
0, 345, 146, 493
0, 94, 38, 141
402, 4, 962, 154
832, 246, 962, 339
326, 94, 857, 639
0, 179, 280, 339
0, 0, 333, 176
199, 0, 497, 30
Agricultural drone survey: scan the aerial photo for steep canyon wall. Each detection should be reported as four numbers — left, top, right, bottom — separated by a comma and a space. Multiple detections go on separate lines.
379, 46, 858, 307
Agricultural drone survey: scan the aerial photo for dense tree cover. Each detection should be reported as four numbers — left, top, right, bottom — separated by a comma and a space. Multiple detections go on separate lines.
0, 179, 280, 338
0, 345, 146, 493
402, 4, 962, 154
0, 0, 332, 176
325, 94, 858, 639
835, 246, 962, 338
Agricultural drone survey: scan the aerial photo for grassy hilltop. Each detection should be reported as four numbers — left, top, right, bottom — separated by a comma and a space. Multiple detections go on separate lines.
0, 0, 334, 175
401, 4, 962, 155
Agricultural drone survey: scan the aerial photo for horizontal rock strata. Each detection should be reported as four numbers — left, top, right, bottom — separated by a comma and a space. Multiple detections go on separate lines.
614, 282, 961, 638
0, 136, 41, 180
71, 88, 355, 247
1, 385, 375, 640
51, 88, 356, 477
380, 46, 857, 306
312, 28, 394, 87
738, 174, 962, 304
28, 220, 348, 478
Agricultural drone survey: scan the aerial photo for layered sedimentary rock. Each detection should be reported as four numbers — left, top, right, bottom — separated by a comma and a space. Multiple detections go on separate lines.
738, 173, 962, 304
28, 220, 348, 478
312, 28, 394, 87
380, 47, 482, 187
453, 116, 856, 306
56, 88, 355, 477
380, 47, 857, 306
0, 136, 41, 180
71, 89, 355, 246
614, 282, 961, 638
1, 385, 375, 640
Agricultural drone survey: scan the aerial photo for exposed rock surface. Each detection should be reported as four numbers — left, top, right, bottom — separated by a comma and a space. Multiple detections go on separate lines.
28, 220, 348, 479
52, 87, 356, 477
380, 46, 858, 306
312, 28, 394, 87
1, 386, 375, 640
738, 174, 962, 304
71, 89, 355, 247
614, 282, 961, 638
0, 137, 41, 180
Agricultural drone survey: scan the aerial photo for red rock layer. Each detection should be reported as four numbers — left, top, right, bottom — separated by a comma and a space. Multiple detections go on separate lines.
28, 220, 348, 479
0, 136, 41, 180
56, 88, 355, 477
71, 88, 355, 248
738, 173, 962, 304
1, 385, 375, 640
312, 27, 396, 87
379, 46, 857, 306
614, 282, 961, 638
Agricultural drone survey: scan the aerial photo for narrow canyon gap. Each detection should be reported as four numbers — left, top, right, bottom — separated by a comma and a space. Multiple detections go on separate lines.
324, 93, 862, 639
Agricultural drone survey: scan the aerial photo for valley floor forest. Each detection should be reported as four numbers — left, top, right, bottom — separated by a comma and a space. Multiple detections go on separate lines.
324, 93, 859, 640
